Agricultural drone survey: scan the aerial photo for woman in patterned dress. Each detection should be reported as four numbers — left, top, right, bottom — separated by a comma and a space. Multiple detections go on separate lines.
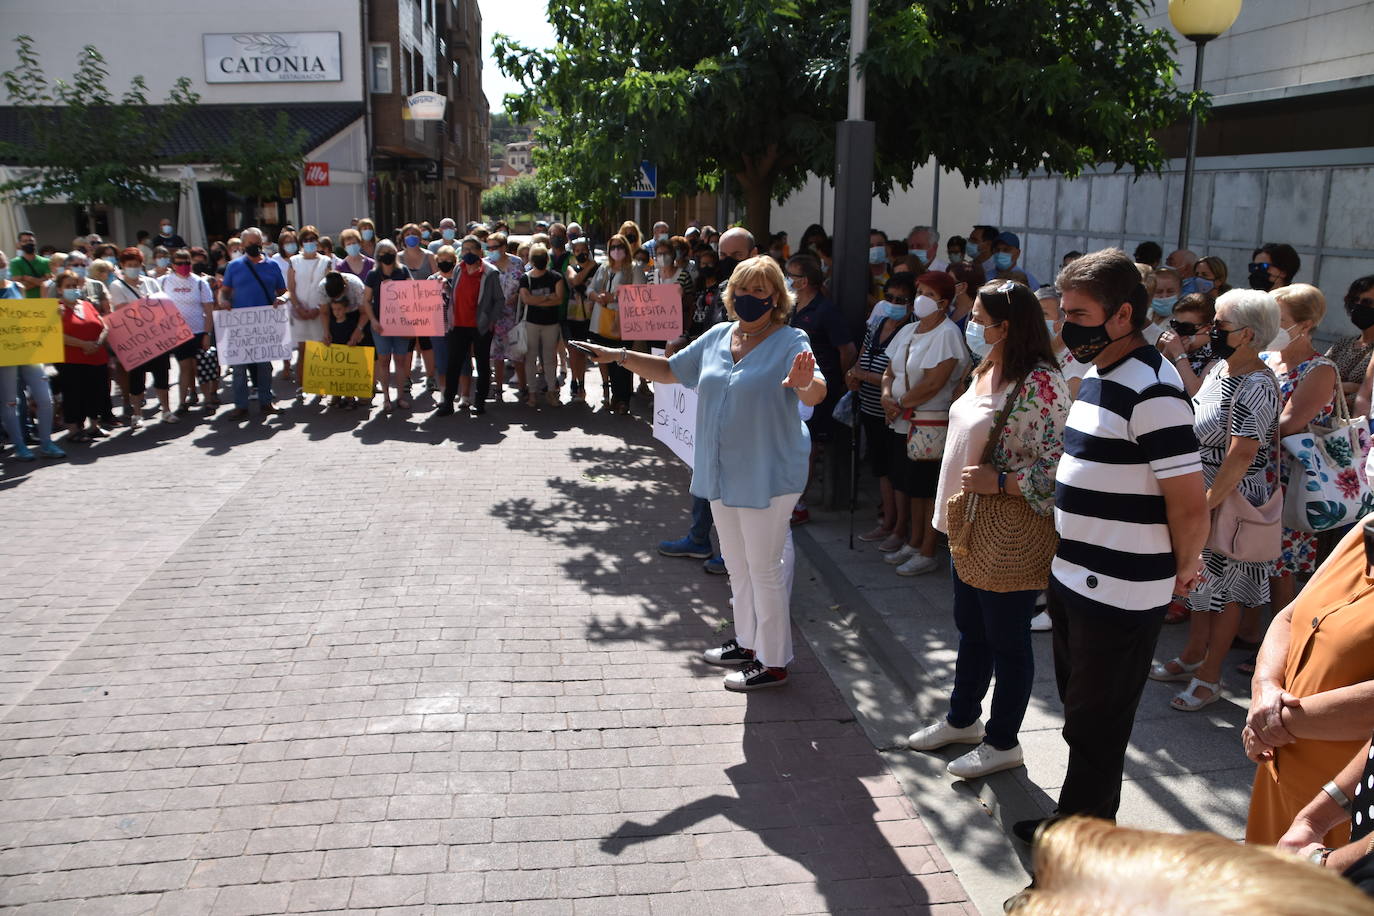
1150, 289, 1281, 711
1264, 284, 1339, 631
485, 232, 526, 403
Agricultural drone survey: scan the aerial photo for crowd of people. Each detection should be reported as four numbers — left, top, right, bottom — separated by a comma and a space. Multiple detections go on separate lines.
5, 214, 1374, 899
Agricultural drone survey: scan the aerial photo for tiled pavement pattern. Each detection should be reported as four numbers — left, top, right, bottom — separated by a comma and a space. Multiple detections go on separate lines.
0, 394, 974, 914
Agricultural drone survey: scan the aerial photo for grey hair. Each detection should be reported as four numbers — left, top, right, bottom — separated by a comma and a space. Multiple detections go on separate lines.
1216, 288, 1279, 351
909, 225, 940, 245
240, 226, 264, 243
374, 238, 398, 256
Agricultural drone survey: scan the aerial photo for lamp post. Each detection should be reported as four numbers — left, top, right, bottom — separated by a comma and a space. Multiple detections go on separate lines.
1169, 0, 1242, 251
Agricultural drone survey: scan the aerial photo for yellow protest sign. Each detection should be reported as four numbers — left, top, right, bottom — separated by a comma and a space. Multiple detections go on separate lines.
302, 341, 375, 398
0, 298, 63, 366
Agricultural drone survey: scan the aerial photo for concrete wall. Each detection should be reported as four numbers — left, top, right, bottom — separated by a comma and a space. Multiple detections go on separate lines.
0, 1, 363, 105
979, 149, 1374, 344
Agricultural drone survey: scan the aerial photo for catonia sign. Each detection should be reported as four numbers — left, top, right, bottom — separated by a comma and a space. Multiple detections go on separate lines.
204, 32, 342, 83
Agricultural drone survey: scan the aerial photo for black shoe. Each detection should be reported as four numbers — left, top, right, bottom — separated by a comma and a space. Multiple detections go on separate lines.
1012, 817, 1053, 845
724, 660, 788, 692
434, 402, 454, 417
472, 404, 486, 416
702, 639, 755, 667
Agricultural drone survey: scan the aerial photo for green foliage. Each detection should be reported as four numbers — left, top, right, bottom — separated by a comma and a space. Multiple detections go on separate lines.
0, 35, 199, 207
494, 0, 1198, 237
482, 175, 543, 221
214, 110, 310, 202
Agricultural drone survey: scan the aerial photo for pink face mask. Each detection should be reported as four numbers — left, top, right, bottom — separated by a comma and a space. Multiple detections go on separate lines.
173, 264, 192, 277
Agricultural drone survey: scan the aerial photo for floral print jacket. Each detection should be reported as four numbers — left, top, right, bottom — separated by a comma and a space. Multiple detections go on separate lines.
990, 366, 1072, 516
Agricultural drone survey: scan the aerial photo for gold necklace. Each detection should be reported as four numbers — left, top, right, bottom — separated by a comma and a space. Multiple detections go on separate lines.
739, 321, 774, 341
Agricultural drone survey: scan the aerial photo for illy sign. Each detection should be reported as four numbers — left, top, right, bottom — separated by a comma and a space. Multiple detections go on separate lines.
303, 162, 330, 186
204, 32, 342, 83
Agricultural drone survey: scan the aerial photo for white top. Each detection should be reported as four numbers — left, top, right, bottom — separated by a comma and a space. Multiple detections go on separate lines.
885, 317, 969, 434
932, 385, 1002, 534
270, 253, 293, 280
1142, 321, 1165, 345
108, 274, 163, 309
289, 254, 332, 308
1055, 345, 1091, 387
158, 272, 214, 333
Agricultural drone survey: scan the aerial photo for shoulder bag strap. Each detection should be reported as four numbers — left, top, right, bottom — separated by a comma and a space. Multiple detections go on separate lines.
243, 259, 274, 302
978, 372, 1031, 466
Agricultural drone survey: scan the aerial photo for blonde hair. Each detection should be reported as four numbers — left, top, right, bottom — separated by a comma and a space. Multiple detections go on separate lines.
339, 227, 361, 246
723, 256, 794, 323
1273, 282, 1326, 326
1198, 255, 1229, 287
87, 260, 112, 282
1009, 818, 1374, 916
1137, 264, 1158, 297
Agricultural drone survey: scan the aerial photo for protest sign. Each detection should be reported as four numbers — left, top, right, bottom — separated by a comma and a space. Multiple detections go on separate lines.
301, 341, 375, 398
378, 279, 445, 336
213, 305, 292, 367
617, 284, 682, 341
651, 347, 697, 467
105, 297, 193, 370
0, 298, 62, 366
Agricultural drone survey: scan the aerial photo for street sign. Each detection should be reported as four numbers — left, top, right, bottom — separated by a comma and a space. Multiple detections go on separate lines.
623, 161, 657, 199
304, 162, 330, 186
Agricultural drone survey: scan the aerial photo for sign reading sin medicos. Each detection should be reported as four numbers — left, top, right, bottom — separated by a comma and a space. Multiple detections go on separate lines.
204, 32, 342, 83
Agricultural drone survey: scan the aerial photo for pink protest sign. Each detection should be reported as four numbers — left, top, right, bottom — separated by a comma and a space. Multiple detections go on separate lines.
105, 297, 193, 370
378, 279, 445, 336
616, 284, 683, 341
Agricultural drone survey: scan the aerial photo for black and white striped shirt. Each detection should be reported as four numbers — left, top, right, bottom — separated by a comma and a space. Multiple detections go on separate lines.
1052, 346, 1202, 615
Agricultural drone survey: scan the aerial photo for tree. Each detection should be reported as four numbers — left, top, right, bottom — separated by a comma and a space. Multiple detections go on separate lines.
494, 0, 1198, 239
482, 175, 542, 221
213, 110, 310, 209
0, 35, 199, 216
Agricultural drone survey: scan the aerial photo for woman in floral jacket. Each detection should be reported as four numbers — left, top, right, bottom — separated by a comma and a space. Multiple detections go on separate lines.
909, 280, 1070, 780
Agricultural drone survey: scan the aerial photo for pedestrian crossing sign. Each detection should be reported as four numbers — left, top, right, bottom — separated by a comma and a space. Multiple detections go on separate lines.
623, 161, 657, 199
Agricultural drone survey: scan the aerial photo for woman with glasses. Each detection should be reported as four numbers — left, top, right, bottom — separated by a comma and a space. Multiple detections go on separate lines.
1331, 276, 1374, 415
1158, 293, 1219, 397
485, 232, 526, 404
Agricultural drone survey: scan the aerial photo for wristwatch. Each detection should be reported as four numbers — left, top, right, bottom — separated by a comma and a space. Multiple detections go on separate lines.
1309, 847, 1334, 867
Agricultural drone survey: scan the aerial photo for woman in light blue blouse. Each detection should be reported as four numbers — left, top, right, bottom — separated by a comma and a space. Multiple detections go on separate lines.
581, 256, 826, 691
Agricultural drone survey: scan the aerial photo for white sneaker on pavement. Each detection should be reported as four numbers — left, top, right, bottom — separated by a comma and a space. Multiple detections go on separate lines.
947, 743, 1025, 779
896, 554, 940, 577
883, 544, 918, 565
1030, 611, 1053, 632
907, 718, 984, 751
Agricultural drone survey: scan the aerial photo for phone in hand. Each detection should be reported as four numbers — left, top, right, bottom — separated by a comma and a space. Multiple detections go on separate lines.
566, 340, 599, 359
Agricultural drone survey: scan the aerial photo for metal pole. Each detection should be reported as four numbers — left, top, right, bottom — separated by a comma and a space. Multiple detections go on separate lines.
1178, 40, 1206, 252
931, 159, 940, 238
846, 0, 868, 120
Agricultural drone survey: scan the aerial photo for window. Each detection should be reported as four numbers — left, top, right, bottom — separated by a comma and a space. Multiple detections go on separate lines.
401, 48, 412, 96
369, 43, 392, 94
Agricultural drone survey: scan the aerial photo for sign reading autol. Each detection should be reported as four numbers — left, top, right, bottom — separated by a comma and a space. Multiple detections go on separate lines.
204, 32, 342, 83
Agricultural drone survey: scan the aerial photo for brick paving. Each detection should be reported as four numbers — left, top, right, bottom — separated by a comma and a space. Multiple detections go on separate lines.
0, 390, 973, 914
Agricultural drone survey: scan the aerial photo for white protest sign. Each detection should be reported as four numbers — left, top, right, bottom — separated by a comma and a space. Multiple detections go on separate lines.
214, 305, 293, 367
651, 347, 697, 468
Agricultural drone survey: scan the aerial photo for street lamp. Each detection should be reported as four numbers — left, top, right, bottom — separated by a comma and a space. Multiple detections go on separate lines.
1169, 0, 1242, 251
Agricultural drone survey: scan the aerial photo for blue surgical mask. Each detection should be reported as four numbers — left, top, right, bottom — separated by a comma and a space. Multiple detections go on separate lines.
283, 242, 298, 256
948, 252, 964, 264
784, 277, 795, 294
1151, 296, 1177, 316
361, 229, 375, 241
909, 249, 929, 265
124, 266, 143, 279
62, 287, 80, 302
156, 257, 171, 268
404, 235, 421, 248
868, 246, 887, 265
1046, 319, 1058, 339
0, 267, 8, 283
345, 243, 362, 257
72, 266, 87, 280
881, 301, 907, 320
442, 228, 456, 240
992, 251, 1013, 271
965, 321, 992, 357
302, 241, 318, 255
421, 230, 431, 239
487, 250, 500, 262
1191, 277, 1215, 294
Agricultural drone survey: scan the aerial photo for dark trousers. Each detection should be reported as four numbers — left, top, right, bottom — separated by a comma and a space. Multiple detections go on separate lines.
590, 334, 633, 403
442, 327, 492, 404
947, 562, 1038, 750
57, 362, 109, 426
1047, 577, 1166, 820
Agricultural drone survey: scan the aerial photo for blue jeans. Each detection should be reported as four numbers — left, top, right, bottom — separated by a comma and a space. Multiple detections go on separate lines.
689, 496, 713, 546
232, 362, 273, 409
947, 560, 1038, 750
430, 335, 450, 377
0, 364, 53, 447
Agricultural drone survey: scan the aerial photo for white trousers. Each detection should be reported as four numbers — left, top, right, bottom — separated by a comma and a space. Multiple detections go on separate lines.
711, 493, 800, 669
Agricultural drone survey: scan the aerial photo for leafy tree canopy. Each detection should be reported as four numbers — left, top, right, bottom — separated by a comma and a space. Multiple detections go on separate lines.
0, 35, 199, 208
482, 175, 543, 222
213, 110, 310, 203
495, 0, 1198, 238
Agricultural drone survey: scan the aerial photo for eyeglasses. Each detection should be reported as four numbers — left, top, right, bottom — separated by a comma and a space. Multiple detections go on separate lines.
888, 296, 913, 305
1169, 319, 1211, 336
785, 272, 806, 281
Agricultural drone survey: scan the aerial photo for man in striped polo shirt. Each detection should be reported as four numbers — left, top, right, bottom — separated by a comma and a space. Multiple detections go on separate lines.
1015, 249, 1209, 844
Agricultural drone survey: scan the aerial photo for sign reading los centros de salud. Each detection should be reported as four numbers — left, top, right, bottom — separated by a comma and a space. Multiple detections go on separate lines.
204, 32, 342, 83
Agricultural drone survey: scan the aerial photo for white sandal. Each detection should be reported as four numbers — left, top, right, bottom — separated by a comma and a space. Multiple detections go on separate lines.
1148, 656, 1201, 682
1170, 677, 1222, 712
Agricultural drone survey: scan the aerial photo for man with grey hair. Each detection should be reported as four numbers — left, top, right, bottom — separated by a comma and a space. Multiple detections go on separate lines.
427, 217, 459, 254
218, 227, 287, 420
906, 225, 948, 273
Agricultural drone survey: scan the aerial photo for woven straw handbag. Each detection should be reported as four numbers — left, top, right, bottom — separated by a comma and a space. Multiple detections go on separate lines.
946, 373, 1058, 593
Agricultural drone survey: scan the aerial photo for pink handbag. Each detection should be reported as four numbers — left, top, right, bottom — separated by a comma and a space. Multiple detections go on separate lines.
1206, 373, 1282, 563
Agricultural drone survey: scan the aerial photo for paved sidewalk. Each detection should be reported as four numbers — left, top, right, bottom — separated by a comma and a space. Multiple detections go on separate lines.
0, 391, 973, 914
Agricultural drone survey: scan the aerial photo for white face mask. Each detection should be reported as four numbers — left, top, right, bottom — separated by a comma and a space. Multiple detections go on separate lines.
911, 295, 940, 319
1267, 324, 1303, 351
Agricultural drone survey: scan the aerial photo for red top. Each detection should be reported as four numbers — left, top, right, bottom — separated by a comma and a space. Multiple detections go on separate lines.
454, 266, 481, 328
61, 300, 108, 365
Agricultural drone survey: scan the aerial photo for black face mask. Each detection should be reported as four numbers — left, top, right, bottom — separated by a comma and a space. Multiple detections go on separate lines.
576, 252, 589, 264
244, 243, 262, 258
717, 256, 739, 281
437, 260, 456, 273
1061, 319, 1124, 363
460, 252, 479, 265
1351, 304, 1374, 331
378, 252, 396, 265
532, 255, 549, 269
1249, 265, 1275, 291
19, 242, 36, 255
192, 261, 209, 274
733, 294, 773, 322
1209, 325, 1240, 359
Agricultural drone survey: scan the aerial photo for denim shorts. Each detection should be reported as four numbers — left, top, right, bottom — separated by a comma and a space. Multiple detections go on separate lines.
371, 334, 411, 357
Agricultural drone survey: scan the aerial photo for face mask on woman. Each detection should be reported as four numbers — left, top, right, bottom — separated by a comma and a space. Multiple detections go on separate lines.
71, 266, 87, 280
881, 300, 908, 320
61, 287, 80, 302
345, 243, 362, 257
123, 265, 143, 279
361, 229, 375, 241
173, 263, 191, 277
282, 242, 298, 256
868, 246, 887, 265
378, 251, 396, 266
608, 248, 626, 264
437, 259, 456, 273
733, 294, 772, 322
421, 230, 431, 240
1151, 296, 1177, 316
911, 295, 940, 319
965, 321, 992, 357
302, 241, 318, 255
404, 235, 421, 248
155, 257, 171, 268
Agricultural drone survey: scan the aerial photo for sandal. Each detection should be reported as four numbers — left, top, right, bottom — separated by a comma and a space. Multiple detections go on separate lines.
1170, 677, 1223, 712
1149, 656, 1202, 683
858, 526, 893, 543
1236, 653, 1257, 676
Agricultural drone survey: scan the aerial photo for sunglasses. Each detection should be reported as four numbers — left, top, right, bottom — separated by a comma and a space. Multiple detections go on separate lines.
1169, 319, 1211, 336
786, 272, 806, 281
1351, 296, 1374, 309
1248, 262, 1272, 273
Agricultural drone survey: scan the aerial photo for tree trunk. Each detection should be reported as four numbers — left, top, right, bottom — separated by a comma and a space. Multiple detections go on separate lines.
735, 171, 773, 248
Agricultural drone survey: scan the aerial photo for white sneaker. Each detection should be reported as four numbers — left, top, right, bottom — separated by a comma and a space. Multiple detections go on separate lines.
1030, 611, 1053, 632
457, 396, 470, 409
896, 554, 940, 577
882, 544, 918, 565
907, 718, 984, 751
947, 743, 1024, 779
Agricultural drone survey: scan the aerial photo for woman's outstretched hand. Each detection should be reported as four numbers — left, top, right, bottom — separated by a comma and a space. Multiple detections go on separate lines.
782, 351, 816, 389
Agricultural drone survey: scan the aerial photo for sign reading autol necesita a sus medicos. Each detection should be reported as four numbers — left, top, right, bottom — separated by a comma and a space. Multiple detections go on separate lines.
204, 32, 342, 83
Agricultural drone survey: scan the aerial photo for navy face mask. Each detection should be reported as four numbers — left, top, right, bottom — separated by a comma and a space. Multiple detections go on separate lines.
733, 294, 772, 322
